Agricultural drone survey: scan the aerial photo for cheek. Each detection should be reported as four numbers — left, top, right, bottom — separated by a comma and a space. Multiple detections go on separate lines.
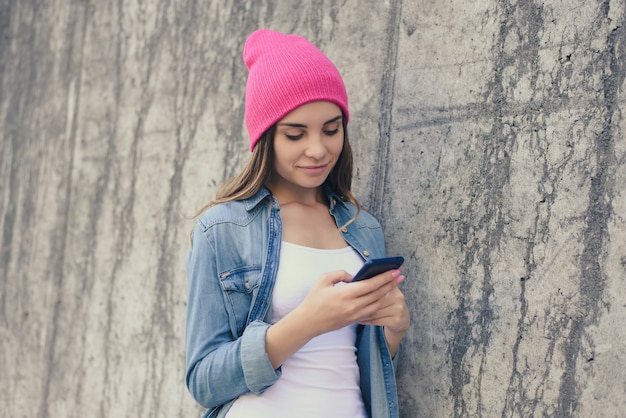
273, 147, 298, 171
332, 137, 344, 156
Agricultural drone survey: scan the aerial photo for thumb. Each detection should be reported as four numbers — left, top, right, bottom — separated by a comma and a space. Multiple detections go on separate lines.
319, 270, 352, 286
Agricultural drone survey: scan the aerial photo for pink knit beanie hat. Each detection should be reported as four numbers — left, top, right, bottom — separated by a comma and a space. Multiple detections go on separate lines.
243, 29, 350, 151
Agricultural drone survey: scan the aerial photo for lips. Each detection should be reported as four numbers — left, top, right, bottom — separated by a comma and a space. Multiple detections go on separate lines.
299, 163, 329, 175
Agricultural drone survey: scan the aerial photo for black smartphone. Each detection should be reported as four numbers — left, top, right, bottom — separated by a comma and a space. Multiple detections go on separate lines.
351, 256, 405, 282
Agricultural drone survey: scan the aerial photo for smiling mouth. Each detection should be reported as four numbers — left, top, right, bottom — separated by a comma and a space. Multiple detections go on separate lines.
301, 164, 328, 169
299, 163, 330, 175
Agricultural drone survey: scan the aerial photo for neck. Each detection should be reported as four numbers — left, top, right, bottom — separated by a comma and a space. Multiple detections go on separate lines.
265, 181, 326, 207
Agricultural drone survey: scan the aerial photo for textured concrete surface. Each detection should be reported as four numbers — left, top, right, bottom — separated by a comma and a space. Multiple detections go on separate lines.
2, 1, 625, 417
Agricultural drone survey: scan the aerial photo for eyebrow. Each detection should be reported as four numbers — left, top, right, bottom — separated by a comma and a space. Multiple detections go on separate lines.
278, 115, 343, 128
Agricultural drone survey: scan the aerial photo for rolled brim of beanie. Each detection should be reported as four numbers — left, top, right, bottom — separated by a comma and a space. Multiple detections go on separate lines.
243, 29, 349, 151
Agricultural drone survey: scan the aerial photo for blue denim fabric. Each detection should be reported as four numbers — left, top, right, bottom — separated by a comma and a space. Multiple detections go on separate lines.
185, 186, 399, 418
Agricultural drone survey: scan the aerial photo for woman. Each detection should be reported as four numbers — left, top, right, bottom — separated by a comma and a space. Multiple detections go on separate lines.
185, 29, 410, 418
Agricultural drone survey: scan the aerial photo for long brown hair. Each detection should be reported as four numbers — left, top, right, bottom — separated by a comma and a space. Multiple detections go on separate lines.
195, 116, 361, 227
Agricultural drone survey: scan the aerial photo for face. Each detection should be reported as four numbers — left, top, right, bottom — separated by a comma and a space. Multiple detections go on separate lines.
269, 101, 344, 195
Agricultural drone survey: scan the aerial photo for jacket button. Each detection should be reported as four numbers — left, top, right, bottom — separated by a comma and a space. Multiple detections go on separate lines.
341, 226, 347, 233
363, 250, 370, 257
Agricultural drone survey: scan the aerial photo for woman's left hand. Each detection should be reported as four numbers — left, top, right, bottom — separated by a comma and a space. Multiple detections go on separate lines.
359, 285, 410, 357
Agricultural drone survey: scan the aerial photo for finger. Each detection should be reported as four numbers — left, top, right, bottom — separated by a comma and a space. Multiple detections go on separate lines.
358, 306, 407, 328
362, 279, 402, 308
360, 289, 408, 319
351, 270, 401, 295
318, 270, 352, 286
352, 288, 403, 321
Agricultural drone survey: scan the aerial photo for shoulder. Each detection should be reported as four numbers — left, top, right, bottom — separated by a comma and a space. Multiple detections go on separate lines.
331, 195, 382, 230
197, 200, 249, 228
352, 206, 382, 229
196, 189, 273, 231
338, 201, 386, 257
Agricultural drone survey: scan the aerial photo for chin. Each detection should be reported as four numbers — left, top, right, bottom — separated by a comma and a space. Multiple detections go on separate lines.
296, 179, 327, 189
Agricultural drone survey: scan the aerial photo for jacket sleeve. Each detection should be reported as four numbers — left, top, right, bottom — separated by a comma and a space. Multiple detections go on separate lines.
185, 220, 280, 409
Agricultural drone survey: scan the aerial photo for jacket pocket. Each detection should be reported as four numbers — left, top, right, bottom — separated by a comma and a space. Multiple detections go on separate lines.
219, 265, 261, 336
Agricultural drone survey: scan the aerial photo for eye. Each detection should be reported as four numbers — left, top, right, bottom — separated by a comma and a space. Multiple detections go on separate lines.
324, 128, 339, 136
285, 133, 303, 141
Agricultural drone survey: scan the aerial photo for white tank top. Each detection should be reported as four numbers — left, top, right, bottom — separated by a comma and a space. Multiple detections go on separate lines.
225, 241, 367, 418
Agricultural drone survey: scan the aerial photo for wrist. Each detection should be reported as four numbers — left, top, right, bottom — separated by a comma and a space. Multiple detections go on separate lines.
283, 305, 320, 341
383, 326, 407, 358
384, 325, 409, 339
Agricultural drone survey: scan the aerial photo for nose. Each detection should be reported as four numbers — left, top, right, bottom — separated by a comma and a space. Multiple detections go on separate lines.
304, 133, 327, 159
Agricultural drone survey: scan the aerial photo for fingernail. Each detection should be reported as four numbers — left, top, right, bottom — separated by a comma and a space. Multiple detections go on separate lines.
391, 269, 401, 278
396, 275, 406, 284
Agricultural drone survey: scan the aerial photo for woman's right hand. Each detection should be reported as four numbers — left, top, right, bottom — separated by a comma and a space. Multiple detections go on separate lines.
265, 268, 402, 369
298, 269, 403, 335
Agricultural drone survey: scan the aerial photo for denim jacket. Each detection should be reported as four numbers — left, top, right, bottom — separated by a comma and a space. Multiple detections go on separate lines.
185, 186, 399, 418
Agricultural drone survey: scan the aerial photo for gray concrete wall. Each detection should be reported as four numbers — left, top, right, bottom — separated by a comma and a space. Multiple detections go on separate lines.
1, 1, 625, 417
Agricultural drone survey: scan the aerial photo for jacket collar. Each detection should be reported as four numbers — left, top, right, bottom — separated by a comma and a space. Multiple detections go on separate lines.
243, 187, 273, 212
324, 183, 348, 211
